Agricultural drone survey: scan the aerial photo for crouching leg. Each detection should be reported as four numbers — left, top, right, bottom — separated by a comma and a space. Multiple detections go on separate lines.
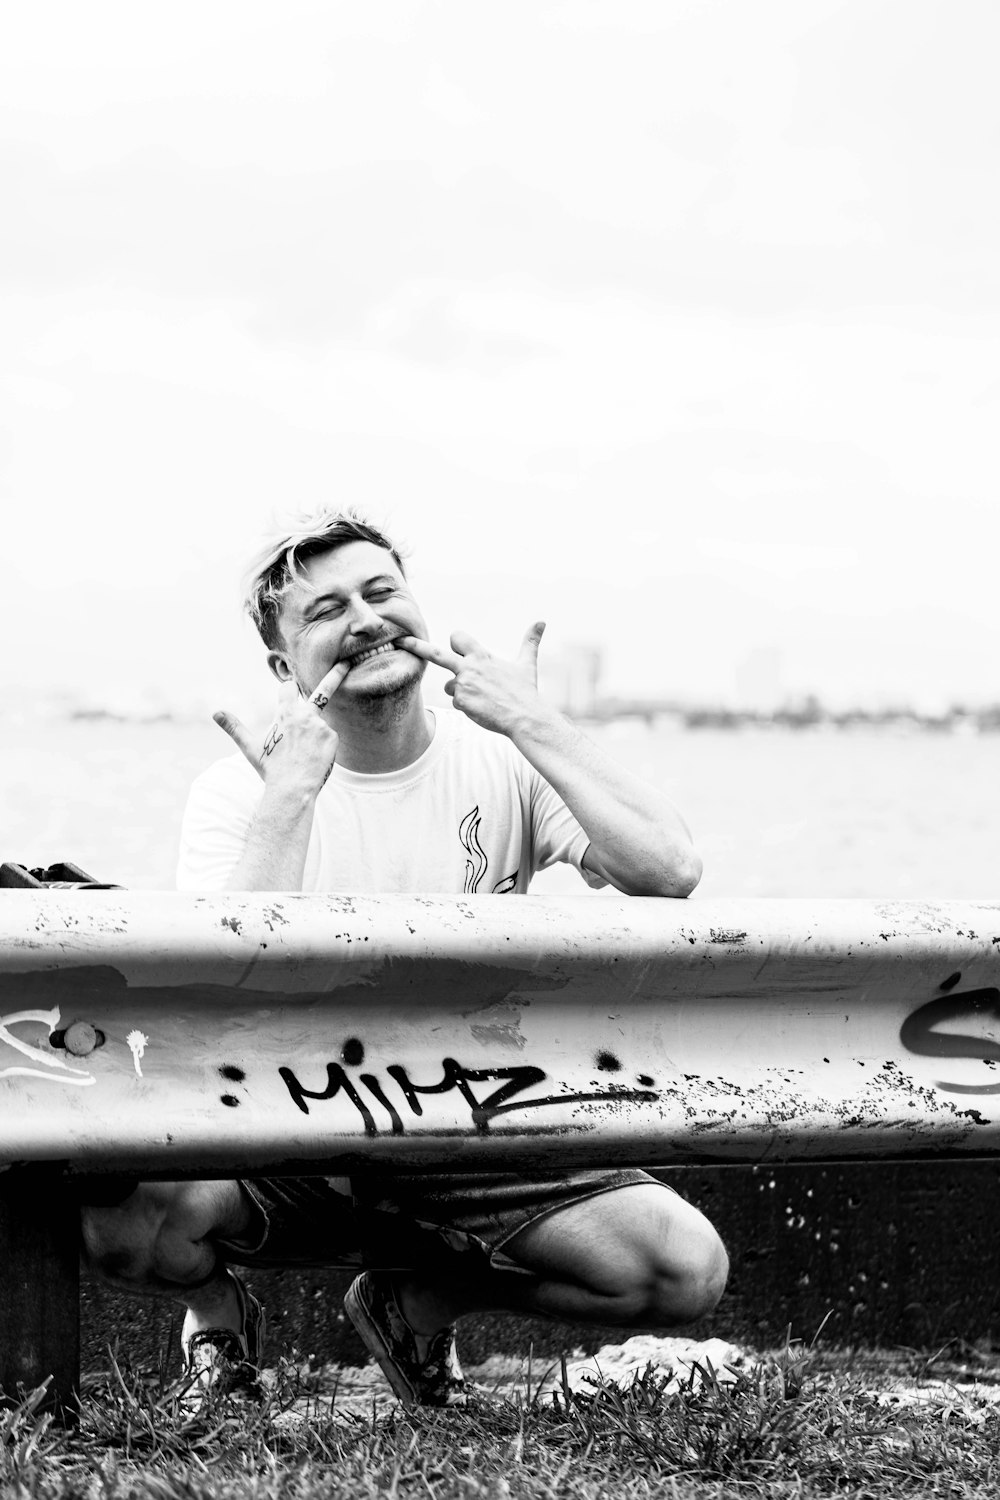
81, 1180, 264, 1392
497, 1181, 729, 1329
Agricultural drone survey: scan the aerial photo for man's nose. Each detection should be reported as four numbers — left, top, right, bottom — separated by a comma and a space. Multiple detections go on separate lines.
346, 597, 383, 634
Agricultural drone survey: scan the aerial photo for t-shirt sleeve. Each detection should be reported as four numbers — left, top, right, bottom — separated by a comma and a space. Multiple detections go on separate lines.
176, 757, 261, 891
526, 767, 608, 890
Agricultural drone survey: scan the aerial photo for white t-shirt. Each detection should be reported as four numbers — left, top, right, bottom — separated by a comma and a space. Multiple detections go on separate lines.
176, 709, 604, 895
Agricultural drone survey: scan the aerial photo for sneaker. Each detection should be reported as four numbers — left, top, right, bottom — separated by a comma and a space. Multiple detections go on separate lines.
180, 1270, 265, 1398
344, 1271, 475, 1408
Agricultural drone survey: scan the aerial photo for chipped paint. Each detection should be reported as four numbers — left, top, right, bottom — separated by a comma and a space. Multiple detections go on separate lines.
470, 1021, 527, 1050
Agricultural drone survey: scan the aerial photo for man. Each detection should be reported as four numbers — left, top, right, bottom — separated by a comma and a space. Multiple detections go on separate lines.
82, 511, 728, 1407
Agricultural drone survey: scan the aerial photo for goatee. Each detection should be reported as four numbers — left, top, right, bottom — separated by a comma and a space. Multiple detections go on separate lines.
352, 674, 420, 725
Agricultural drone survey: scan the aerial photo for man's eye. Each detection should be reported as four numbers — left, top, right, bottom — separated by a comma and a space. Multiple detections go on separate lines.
366, 589, 393, 602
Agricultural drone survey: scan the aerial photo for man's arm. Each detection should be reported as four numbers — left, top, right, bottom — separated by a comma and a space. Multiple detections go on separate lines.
209, 664, 349, 891
399, 625, 702, 898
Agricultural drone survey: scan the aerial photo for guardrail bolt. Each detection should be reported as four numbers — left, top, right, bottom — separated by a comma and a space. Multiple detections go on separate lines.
63, 1022, 102, 1057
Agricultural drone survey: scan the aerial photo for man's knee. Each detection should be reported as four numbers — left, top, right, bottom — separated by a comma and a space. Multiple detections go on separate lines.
594, 1198, 728, 1327
623, 1187, 729, 1326
653, 1216, 729, 1325
81, 1180, 245, 1293
82, 1184, 170, 1288
506, 1181, 729, 1327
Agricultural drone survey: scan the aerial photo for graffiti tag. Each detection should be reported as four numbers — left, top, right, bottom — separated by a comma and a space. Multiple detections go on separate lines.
279, 1055, 655, 1134
0, 1008, 95, 1086
900, 986, 1000, 1095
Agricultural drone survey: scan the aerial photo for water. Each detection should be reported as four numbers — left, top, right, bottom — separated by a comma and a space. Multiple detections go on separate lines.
1, 714, 996, 899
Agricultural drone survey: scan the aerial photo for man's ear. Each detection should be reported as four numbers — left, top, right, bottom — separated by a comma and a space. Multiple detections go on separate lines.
267, 650, 294, 684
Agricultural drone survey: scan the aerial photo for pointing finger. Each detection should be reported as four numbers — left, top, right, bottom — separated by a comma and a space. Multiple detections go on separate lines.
450, 630, 485, 658
397, 635, 464, 674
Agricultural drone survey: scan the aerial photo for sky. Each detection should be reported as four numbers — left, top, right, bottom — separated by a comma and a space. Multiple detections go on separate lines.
3, 0, 999, 719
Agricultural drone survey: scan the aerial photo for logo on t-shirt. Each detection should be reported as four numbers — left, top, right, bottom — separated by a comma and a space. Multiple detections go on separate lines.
459, 805, 517, 894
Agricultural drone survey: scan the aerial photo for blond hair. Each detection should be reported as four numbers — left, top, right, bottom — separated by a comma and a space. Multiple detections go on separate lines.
244, 510, 407, 649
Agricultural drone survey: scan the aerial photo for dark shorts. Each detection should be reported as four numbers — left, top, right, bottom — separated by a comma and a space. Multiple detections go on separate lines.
219, 1169, 669, 1277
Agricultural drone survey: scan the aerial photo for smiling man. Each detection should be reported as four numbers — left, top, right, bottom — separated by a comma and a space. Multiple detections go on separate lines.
82, 510, 726, 1408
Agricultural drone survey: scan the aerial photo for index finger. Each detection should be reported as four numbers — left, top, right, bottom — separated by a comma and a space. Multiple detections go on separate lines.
397, 635, 464, 674
308, 659, 352, 710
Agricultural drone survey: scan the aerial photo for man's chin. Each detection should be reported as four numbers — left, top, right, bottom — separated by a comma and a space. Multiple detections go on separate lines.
341, 653, 424, 703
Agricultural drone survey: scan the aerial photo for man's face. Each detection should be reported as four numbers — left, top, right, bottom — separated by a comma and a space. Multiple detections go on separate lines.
268, 540, 428, 703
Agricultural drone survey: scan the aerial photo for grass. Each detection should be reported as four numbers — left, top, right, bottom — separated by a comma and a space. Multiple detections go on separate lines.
4, 1338, 1000, 1499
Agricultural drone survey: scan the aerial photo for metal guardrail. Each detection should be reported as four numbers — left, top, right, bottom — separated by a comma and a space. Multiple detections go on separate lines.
2, 890, 1000, 1175
2, 880, 999, 1414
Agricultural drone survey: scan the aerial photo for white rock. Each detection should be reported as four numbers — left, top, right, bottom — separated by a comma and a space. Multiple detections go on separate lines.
559, 1334, 749, 1393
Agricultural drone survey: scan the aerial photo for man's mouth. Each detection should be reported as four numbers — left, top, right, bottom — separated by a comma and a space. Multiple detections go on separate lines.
343, 639, 401, 670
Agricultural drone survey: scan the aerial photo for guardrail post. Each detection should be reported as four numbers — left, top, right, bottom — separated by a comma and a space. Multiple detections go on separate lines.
0, 1167, 79, 1421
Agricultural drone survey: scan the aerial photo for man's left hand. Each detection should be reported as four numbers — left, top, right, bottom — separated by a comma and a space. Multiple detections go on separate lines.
399, 622, 547, 736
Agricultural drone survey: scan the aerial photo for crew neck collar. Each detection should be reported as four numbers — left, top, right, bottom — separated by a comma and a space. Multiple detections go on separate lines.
331, 708, 446, 789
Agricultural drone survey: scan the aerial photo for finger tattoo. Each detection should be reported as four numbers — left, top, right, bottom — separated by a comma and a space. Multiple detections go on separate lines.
311, 690, 329, 710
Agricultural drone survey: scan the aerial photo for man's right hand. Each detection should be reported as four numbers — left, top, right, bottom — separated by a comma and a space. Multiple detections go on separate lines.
213, 661, 350, 791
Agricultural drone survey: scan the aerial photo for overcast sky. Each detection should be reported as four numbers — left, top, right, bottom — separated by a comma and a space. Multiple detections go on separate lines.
3, 0, 999, 718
